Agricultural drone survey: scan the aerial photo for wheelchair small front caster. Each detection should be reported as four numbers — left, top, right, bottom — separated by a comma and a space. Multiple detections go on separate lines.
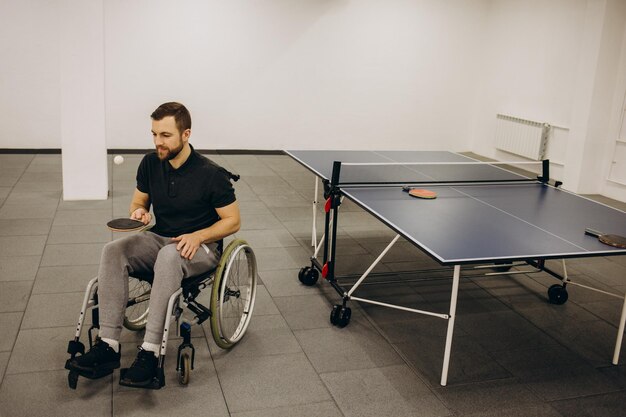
68, 371, 79, 389
330, 304, 351, 328
178, 352, 191, 385
548, 284, 568, 305
298, 266, 319, 286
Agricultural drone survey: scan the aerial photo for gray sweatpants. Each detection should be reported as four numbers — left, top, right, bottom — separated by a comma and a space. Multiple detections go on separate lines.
97, 232, 220, 345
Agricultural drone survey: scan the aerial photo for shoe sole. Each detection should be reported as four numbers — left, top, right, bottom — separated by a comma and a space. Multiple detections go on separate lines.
65, 359, 120, 379
119, 368, 163, 389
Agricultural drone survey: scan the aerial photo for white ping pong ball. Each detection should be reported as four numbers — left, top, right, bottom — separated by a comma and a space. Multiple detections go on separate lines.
113, 155, 124, 165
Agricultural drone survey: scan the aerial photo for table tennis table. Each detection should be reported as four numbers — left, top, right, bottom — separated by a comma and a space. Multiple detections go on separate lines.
285, 150, 626, 386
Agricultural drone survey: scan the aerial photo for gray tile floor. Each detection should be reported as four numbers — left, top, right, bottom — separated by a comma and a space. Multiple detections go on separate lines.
1, 152, 626, 417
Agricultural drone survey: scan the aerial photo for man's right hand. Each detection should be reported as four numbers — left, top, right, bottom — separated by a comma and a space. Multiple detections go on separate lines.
130, 208, 152, 225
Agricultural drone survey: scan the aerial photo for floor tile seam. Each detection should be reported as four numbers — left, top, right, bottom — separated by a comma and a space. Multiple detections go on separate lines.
229, 399, 344, 416
0, 276, 37, 283
31, 288, 96, 296
526, 380, 626, 403
1, 281, 36, 317
247, 190, 291, 228
210, 346, 313, 363
317, 362, 455, 403
0, 367, 78, 382
23, 288, 91, 296
546, 388, 626, 404
261, 279, 347, 417
482, 327, 599, 373
468, 276, 620, 366
0, 163, 28, 213
0, 246, 37, 394
465, 402, 563, 417
287, 340, 347, 415
487, 351, 609, 377
203, 322, 233, 416
353, 302, 448, 395
0, 358, 9, 393
47, 225, 113, 232
46, 239, 111, 245
541, 307, 619, 329
56, 205, 114, 212
4, 361, 80, 376
18, 322, 85, 332
311, 351, 412, 373
435, 383, 550, 417
430, 374, 525, 397
0, 233, 50, 239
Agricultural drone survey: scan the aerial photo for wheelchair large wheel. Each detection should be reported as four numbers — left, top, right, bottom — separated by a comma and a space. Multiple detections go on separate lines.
123, 277, 151, 331
210, 239, 257, 349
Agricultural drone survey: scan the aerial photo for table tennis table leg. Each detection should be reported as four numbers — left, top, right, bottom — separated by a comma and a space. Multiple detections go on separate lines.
613, 293, 626, 365
311, 178, 319, 247
441, 264, 461, 387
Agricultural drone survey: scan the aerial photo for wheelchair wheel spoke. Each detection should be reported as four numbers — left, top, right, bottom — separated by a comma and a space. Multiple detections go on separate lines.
211, 240, 257, 348
123, 277, 150, 331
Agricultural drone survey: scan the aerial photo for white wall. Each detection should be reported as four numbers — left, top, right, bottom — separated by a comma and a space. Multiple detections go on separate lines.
470, 0, 587, 158
0, 0, 61, 148
103, 0, 486, 151
470, 0, 591, 186
0, 0, 487, 151
2, 0, 626, 201
470, 0, 626, 202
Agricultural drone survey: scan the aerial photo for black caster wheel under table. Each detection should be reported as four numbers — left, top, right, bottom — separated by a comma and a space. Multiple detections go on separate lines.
548, 284, 568, 305
330, 304, 351, 328
298, 266, 319, 286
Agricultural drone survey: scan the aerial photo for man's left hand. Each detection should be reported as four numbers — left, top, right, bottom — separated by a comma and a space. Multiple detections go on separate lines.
171, 233, 203, 260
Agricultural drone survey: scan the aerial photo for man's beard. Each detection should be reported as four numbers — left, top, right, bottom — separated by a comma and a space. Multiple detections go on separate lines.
157, 142, 184, 161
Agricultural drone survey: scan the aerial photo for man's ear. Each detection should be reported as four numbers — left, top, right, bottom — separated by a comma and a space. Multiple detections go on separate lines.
182, 129, 191, 142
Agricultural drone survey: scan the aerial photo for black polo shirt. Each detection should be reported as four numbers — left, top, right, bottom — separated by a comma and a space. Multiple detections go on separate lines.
136, 146, 236, 237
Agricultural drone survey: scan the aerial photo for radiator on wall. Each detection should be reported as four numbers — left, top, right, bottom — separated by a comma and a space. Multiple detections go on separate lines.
495, 114, 551, 160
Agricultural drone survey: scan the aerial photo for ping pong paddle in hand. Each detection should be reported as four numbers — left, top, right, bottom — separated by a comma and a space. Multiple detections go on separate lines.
402, 186, 437, 199
107, 218, 147, 232
584, 228, 626, 249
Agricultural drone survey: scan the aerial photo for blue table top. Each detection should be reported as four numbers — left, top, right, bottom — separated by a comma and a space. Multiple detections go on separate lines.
287, 150, 626, 264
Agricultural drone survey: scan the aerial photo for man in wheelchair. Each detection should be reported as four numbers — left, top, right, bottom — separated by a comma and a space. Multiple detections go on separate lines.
66, 102, 240, 388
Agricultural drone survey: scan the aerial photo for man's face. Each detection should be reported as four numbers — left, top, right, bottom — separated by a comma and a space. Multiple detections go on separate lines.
151, 116, 189, 161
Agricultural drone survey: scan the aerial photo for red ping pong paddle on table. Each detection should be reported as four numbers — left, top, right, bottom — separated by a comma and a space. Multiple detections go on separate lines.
584, 228, 626, 249
107, 218, 148, 232
402, 186, 437, 199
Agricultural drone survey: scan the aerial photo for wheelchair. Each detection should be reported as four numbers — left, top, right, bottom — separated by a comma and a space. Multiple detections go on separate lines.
65, 238, 257, 389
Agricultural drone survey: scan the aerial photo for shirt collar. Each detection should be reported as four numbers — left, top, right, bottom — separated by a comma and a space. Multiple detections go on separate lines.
165, 144, 196, 173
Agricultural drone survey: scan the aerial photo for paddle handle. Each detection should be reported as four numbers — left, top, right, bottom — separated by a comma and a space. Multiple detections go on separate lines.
584, 228, 602, 238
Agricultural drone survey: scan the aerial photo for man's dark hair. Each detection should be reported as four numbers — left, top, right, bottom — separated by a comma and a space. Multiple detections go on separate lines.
150, 102, 191, 134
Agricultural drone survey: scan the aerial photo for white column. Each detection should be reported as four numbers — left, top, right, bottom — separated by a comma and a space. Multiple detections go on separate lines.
60, 0, 108, 200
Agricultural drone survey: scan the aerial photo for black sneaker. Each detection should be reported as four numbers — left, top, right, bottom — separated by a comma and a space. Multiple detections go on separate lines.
119, 348, 158, 387
66, 338, 121, 377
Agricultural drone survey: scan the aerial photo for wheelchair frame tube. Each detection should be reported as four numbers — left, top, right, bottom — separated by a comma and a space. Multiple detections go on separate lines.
160, 287, 184, 357
73, 276, 99, 339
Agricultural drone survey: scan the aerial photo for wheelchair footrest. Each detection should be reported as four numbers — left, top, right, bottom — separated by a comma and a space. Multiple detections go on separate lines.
118, 368, 165, 390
